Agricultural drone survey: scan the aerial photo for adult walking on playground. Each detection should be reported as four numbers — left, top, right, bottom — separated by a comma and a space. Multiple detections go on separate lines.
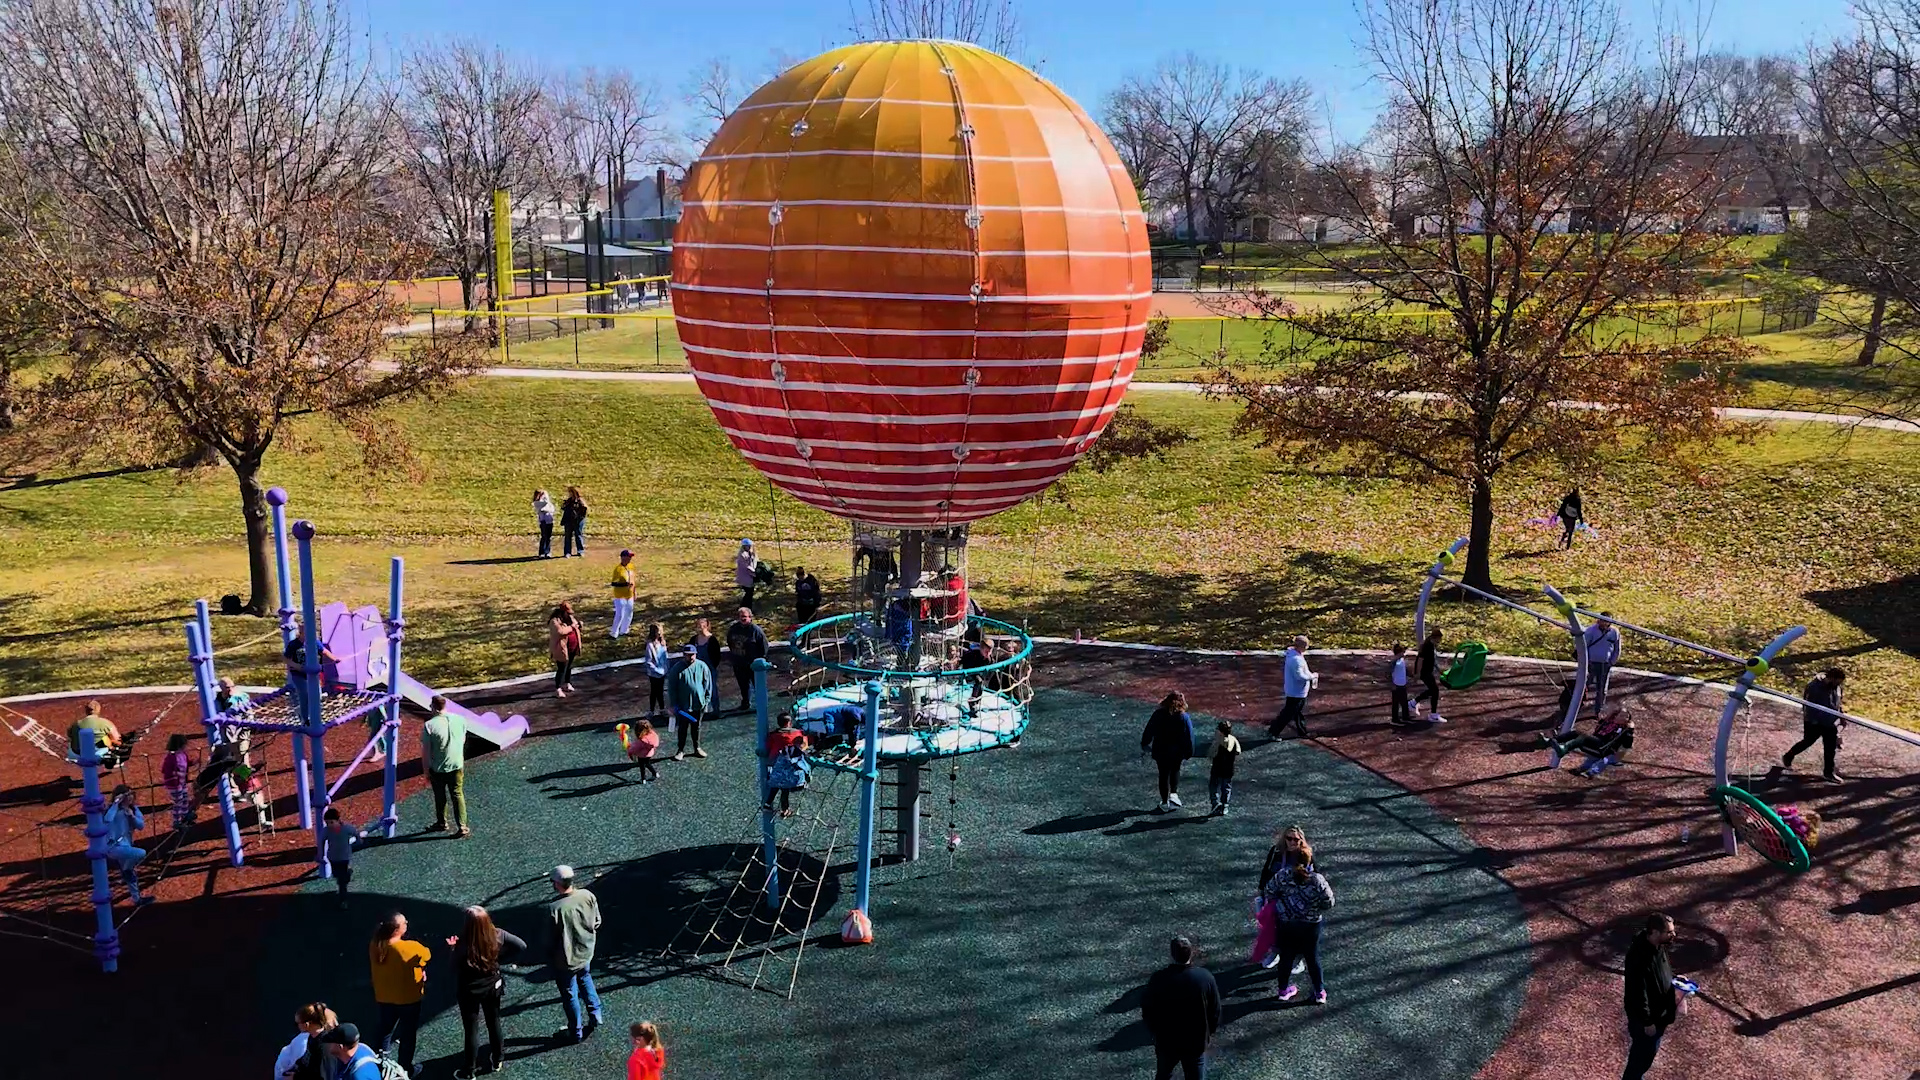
532, 488, 557, 558
1557, 487, 1585, 549
1622, 912, 1681, 1080
735, 539, 759, 610
609, 550, 638, 639
448, 904, 525, 1079
643, 623, 670, 718
1782, 667, 1848, 782
422, 696, 469, 838
560, 486, 588, 558
1251, 825, 1312, 969
1273, 636, 1317, 738
546, 865, 603, 1044
1139, 935, 1221, 1080
1416, 627, 1445, 722
726, 606, 769, 714
368, 910, 430, 1075
670, 643, 714, 761
549, 603, 583, 698
1584, 614, 1622, 716
1140, 691, 1195, 812
1264, 847, 1335, 1005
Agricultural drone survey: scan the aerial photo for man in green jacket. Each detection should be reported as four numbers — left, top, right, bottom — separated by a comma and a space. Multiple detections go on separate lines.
547, 865, 603, 1043
669, 643, 714, 761
421, 696, 469, 838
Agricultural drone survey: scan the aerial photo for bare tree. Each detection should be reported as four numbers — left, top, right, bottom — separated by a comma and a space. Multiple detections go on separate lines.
548, 73, 610, 219
1209, 0, 1748, 591
591, 70, 665, 230
396, 42, 551, 324
850, 0, 1021, 53
1103, 55, 1313, 243
0, 0, 480, 614
1682, 52, 1807, 224
1798, 0, 1920, 403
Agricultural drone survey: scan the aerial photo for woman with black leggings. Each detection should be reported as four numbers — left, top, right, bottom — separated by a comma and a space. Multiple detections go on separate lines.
1140, 692, 1195, 812
1416, 628, 1443, 718
449, 904, 524, 1078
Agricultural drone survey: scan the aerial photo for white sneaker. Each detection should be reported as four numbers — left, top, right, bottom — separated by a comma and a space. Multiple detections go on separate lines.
1260, 952, 1280, 970
1430, 714, 1448, 724
1167, 793, 1183, 807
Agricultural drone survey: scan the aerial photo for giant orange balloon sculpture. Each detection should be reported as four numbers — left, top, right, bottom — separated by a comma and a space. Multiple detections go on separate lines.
673, 40, 1150, 529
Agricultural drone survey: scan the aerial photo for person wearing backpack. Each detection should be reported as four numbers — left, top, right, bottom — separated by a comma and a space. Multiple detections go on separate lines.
734, 539, 759, 609
549, 603, 583, 699
764, 712, 811, 817
318, 1024, 390, 1080
447, 904, 525, 1079
560, 486, 588, 558
275, 1002, 336, 1080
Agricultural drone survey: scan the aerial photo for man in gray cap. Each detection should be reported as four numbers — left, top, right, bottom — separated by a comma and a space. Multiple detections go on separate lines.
546, 865, 603, 1043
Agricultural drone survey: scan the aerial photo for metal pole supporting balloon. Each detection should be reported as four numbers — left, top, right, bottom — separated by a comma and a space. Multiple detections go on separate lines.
754, 658, 777, 909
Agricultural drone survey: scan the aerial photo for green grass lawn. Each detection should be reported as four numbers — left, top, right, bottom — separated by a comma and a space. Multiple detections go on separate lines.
3, 379, 1917, 725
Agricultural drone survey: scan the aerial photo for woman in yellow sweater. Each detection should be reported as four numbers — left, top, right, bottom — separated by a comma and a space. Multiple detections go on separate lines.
369, 911, 431, 1075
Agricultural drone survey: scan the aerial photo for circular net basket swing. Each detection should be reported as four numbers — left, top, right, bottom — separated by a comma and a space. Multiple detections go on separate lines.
1709, 784, 1812, 873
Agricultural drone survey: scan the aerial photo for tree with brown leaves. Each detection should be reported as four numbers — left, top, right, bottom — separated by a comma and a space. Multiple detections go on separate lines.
1207, 0, 1749, 590
0, 0, 481, 614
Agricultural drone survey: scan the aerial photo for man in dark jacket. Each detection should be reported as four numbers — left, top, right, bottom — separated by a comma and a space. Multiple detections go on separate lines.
1622, 912, 1679, 1080
1140, 935, 1220, 1080
725, 607, 770, 715
1782, 667, 1847, 782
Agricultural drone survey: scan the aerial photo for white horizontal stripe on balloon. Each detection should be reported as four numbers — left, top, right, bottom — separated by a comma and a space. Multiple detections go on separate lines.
675, 315, 1151, 338
708, 398, 1124, 425
717, 424, 1096, 453
686, 199, 1143, 216
734, 97, 1083, 113
790, 490, 1037, 509
675, 241, 1143, 258
685, 343, 1140, 369
753, 467, 1066, 494
673, 282, 1152, 304
692, 369, 1130, 396
736, 448, 1082, 475
698, 149, 1128, 167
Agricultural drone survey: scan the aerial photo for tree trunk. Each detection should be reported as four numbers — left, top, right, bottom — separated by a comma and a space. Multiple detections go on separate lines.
1857, 290, 1888, 367
0, 354, 12, 431
1463, 474, 1496, 592
459, 271, 479, 334
235, 457, 274, 616
173, 439, 220, 468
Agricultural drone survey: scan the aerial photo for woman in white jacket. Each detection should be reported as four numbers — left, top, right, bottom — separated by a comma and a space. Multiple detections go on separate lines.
532, 489, 557, 558
644, 623, 670, 718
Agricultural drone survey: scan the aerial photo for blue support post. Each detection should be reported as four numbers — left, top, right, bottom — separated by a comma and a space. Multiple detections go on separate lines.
267, 488, 311, 830
77, 731, 120, 973
753, 658, 778, 909
187, 619, 243, 866
294, 520, 330, 879
380, 558, 405, 838
854, 680, 881, 920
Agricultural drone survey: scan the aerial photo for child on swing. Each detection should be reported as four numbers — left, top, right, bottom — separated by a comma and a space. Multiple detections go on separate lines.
626, 719, 662, 783
1541, 707, 1635, 777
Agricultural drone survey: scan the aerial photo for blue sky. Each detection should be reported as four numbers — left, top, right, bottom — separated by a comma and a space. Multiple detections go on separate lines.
357, 0, 1858, 144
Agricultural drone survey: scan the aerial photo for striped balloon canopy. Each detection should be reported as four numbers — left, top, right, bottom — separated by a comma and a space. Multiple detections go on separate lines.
672, 40, 1150, 529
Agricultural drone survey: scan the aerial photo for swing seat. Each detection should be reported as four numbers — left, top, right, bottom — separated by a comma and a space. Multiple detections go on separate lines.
1439, 641, 1490, 690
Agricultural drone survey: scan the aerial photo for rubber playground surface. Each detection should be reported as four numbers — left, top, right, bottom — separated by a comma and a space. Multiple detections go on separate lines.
2, 646, 1917, 1079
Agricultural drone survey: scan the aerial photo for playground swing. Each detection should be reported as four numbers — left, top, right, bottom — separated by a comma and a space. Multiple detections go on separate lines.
1439, 641, 1492, 690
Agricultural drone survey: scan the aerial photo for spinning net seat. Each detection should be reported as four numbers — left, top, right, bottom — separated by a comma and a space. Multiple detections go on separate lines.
1710, 785, 1812, 873
789, 611, 1034, 764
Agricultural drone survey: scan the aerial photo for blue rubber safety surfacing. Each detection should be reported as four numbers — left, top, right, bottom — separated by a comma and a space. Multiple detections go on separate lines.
257, 689, 1529, 1080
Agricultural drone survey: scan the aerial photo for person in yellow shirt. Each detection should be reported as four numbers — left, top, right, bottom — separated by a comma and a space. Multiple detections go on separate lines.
369, 910, 431, 1074
609, 549, 638, 639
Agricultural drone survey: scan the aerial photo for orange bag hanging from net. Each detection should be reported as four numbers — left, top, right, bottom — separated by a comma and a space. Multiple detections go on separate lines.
841, 908, 873, 945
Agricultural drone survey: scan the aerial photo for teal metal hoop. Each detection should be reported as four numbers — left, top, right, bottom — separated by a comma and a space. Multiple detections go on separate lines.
1710, 784, 1812, 873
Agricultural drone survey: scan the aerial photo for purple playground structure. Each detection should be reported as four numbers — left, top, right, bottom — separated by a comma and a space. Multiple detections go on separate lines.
184, 487, 527, 876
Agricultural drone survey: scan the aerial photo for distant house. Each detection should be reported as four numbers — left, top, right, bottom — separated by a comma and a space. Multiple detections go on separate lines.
611, 169, 683, 243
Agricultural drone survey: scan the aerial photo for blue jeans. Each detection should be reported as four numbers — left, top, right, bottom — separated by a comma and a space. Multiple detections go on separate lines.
1208, 775, 1233, 807
556, 967, 601, 1036
1587, 662, 1614, 714
563, 522, 585, 556
1622, 1020, 1665, 1080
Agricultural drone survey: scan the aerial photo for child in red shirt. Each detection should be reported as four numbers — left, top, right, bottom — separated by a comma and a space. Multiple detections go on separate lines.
764, 712, 810, 817
627, 1021, 664, 1080
627, 719, 661, 783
